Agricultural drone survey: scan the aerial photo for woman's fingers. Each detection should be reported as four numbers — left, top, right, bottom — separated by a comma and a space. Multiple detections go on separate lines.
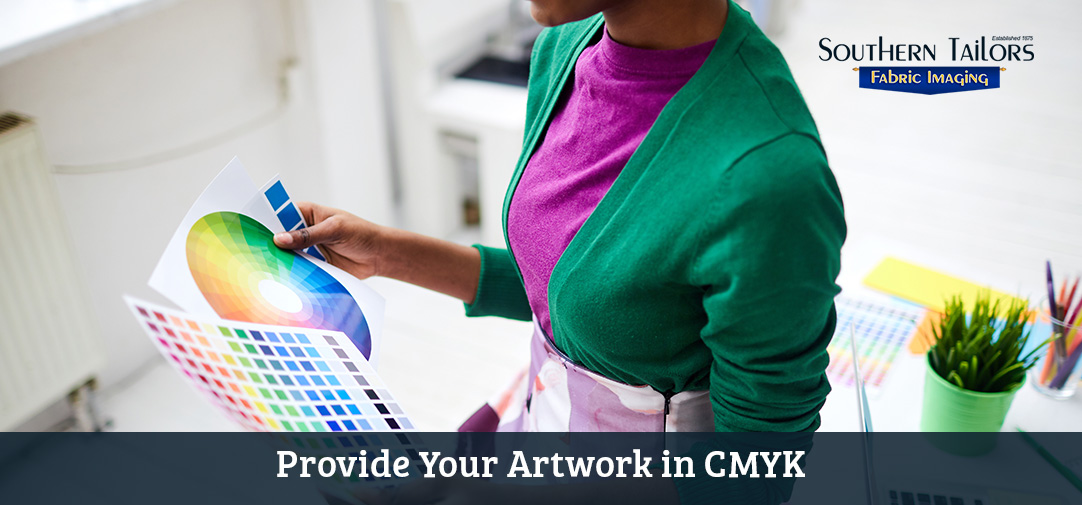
273, 215, 341, 250
295, 201, 320, 225
273, 201, 347, 250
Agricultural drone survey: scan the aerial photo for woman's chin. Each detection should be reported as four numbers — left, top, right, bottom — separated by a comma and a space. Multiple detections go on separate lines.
527, 0, 609, 27
528, 5, 562, 27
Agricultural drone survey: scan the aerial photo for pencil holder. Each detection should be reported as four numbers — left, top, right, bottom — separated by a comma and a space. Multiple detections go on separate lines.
1030, 308, 1082, 399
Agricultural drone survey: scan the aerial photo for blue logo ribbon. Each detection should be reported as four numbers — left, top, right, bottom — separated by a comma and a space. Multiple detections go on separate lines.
858, 66, 1002, 95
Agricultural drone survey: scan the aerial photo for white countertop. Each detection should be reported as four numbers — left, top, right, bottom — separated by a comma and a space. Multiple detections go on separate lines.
427, 77, 528, 131
0, 0, 179, 67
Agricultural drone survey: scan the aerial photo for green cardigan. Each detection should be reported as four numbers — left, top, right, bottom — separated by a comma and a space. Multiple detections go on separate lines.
465, 4, 846, 433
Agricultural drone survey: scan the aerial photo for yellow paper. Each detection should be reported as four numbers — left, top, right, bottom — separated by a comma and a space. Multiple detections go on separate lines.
988, 489, 1062, 505
863, 257, 1026, 312
907, 311, 942, 355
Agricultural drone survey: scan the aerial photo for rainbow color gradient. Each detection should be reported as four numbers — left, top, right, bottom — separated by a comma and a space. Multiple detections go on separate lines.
186, 211, 372, 358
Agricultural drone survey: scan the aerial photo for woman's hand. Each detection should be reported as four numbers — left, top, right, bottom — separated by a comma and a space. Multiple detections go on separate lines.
273, 202, 482, 304
273, 202, 385, 280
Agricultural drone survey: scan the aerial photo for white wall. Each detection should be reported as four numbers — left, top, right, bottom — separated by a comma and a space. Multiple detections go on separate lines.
387, 0, 511, 238
0, 0, 393, 405
302, 0, 394, 224
774, 0, 1082, 298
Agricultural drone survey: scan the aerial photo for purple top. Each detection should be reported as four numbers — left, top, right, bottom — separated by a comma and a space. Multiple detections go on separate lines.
507, 29, 715, 338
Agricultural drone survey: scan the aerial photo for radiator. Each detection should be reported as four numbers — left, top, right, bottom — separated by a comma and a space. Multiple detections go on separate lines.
0, 113, 105, 431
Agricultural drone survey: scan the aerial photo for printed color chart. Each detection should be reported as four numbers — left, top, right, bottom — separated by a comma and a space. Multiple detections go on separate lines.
186, 211, 373, 359
125, 297, 413, 433
827, 295, 926, 394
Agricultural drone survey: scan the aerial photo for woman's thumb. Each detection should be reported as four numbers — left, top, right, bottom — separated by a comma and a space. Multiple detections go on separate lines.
273, 219, 336, 250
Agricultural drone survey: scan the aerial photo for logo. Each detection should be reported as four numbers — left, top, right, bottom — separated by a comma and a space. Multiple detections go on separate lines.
857, 66, 1002, 95
818, 36, 1033, 95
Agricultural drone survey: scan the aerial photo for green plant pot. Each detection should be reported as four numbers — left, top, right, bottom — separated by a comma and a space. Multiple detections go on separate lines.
920, 356, 1023, 454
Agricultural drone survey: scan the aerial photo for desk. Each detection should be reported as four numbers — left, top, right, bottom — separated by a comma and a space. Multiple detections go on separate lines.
818, 235, 1082, 432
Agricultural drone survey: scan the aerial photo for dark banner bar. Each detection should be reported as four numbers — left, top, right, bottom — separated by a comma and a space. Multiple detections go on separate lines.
1, 432, 1079, 505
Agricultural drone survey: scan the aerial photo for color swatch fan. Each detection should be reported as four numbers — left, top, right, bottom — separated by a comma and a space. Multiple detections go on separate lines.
187, 211, 373, 358
125, 296, 412, 433
149, 158, 385, 365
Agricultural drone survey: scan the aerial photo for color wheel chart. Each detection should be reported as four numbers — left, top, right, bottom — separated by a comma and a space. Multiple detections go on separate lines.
827, 295, 926, 394
126, 297, 412, 433
186, 211, 373, 359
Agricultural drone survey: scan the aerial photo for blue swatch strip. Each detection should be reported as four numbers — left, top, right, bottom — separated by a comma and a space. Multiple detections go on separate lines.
262, 178, 328, 261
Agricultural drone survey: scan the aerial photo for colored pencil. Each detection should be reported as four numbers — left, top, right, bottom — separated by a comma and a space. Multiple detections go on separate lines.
1066, 280, 1082, 328
1049, 319, 1082, 388
1049, 313, 1082, 388
1063, 277, 1079, 321
1049, 345, 1081, 389
1057, 293, 1082, 385
1047, 261, 1059, 322
1040, 264, 1068, 385
1047, 262, 1071, 372
1017, 428, 1082, 494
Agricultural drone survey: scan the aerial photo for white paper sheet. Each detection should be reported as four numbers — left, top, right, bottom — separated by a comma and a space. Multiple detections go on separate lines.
148, 157, 385, 366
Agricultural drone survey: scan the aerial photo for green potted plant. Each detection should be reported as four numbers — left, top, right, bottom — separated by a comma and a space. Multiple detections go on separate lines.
921, 293, 1047, 438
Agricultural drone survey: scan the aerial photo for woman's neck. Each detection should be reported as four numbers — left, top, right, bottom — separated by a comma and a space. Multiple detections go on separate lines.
602, 0, 728, 50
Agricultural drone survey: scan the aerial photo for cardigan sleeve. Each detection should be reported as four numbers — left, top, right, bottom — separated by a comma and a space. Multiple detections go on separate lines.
463, 245, 534, 321
694, 132, 845, 433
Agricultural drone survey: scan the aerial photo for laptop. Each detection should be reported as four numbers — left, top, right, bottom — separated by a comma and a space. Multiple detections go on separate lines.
849, 325, 1065, 505
851, 324, 880, 505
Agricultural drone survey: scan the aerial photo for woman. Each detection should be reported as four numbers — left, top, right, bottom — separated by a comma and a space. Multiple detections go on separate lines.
275, 0, 844, 434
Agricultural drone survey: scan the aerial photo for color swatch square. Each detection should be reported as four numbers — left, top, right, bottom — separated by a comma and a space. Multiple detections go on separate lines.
264, 180, 290, 211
